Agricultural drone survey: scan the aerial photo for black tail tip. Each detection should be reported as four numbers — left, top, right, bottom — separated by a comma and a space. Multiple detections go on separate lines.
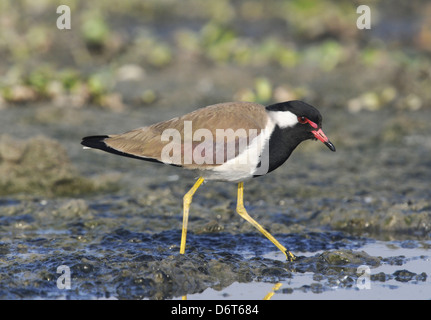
81, 135, 109, 149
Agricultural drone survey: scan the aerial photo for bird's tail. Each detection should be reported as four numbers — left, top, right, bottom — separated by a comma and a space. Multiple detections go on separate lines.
81, 135, 110, 151
80, 134, 164, 164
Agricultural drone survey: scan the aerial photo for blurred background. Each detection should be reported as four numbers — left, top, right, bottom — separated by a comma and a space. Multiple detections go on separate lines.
0, 0, 430, 196
1, 0, 430, 110
0, 0, 430, 300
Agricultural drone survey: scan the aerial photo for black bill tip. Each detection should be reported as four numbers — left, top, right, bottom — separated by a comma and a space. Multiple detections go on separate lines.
325, 140, 336, 152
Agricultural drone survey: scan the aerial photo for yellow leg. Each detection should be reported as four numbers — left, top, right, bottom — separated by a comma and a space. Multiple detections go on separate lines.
263, 283, 282, 300
180, 177, 205, 254
236, 182, 296, 262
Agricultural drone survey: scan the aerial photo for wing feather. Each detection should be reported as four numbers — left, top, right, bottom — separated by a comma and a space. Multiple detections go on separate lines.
91, 102, 269, 167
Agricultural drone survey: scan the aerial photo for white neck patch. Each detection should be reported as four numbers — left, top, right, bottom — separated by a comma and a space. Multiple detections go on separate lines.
268, 110, 298, 129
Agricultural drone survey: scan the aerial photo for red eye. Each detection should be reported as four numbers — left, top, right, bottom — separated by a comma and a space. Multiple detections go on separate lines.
298, 116, 308, 124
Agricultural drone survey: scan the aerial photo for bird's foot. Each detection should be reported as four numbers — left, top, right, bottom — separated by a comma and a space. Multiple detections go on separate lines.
285, 250, 297, 262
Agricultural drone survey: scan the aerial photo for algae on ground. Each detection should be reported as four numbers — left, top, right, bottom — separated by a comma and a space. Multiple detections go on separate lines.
0, 134, 117, 197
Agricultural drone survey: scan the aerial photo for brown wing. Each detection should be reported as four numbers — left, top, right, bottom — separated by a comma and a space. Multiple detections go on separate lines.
102, 102, 268, 167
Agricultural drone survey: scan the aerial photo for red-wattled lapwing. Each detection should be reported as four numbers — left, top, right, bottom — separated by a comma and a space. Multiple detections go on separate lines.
81, 100, 335, 261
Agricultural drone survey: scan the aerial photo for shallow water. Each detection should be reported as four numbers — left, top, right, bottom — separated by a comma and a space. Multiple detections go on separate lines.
187, 241, 430, 300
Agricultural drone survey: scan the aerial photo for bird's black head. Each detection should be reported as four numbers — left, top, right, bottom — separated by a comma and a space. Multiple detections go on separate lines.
266, 100, 336, 152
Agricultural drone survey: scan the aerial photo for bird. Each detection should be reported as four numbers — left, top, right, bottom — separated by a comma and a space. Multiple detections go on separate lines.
81, 100, 336, 261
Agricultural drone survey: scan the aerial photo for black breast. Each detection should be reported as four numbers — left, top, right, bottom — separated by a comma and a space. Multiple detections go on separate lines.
253, 125, 304, 177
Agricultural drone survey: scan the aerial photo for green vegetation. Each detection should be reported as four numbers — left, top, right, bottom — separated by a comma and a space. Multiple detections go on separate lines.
0, 0, 429, 111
